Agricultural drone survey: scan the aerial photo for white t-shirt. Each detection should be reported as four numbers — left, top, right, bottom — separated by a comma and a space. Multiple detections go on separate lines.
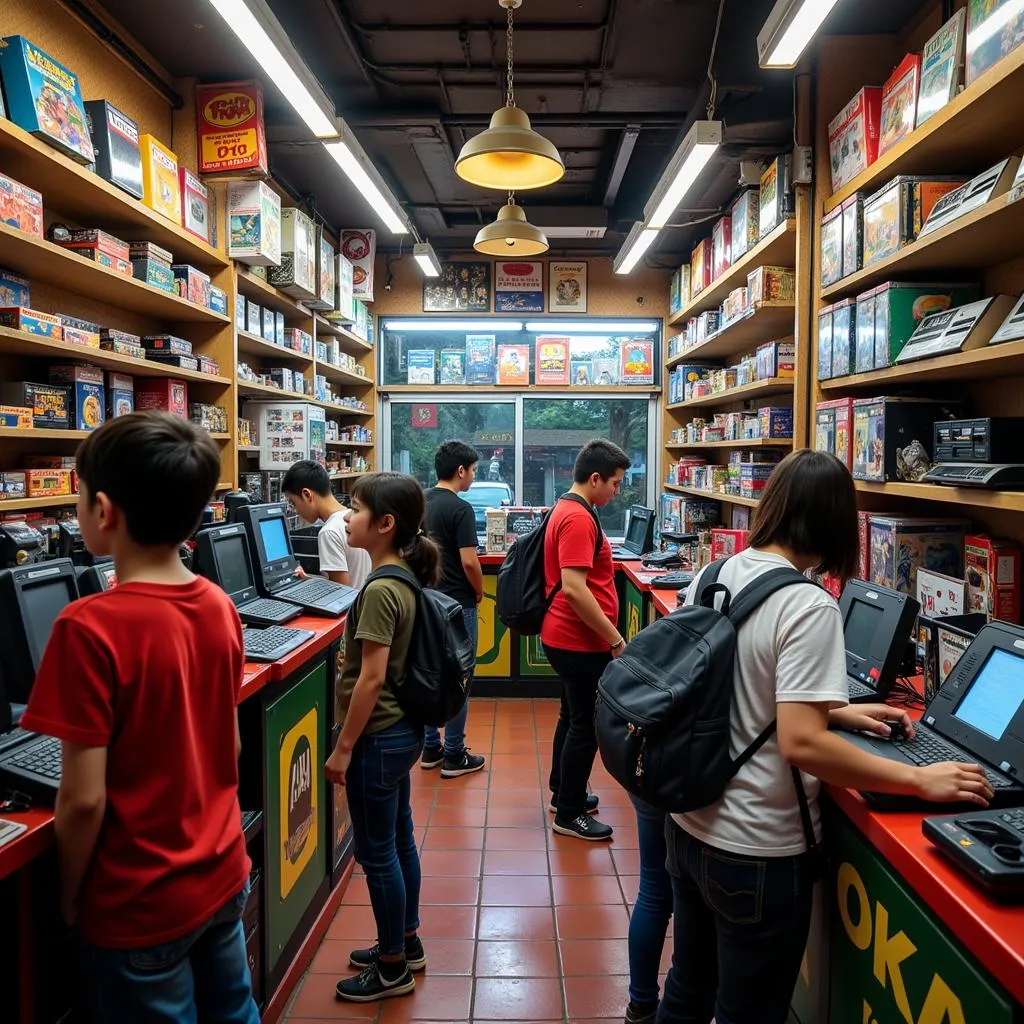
671, 549, 849, 857
318, 510, 371, 589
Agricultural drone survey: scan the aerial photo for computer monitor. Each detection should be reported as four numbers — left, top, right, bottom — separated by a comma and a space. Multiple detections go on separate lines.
76, 562, 119, 597
195, 523, 261, 606
0, 559, 79, 704
622, 505, 655, 555
838, 580, 920, 697
235, 503, 298, 590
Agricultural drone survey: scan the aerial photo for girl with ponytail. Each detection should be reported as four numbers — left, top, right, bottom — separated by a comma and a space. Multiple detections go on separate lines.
325, 473, 439, 1004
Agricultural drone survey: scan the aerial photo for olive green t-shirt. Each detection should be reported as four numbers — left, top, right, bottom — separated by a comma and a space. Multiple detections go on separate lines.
335, 565, 416, 734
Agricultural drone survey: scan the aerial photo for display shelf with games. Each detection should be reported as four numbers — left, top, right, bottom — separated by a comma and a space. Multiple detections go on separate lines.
315, 360, 373, 389
326, 440, 374, 449
0, 494, 79, 513
667, 303, 797, 363
666, 437, 794, 451
313, 314, 373, 354
379, 384, 661, 394
237, 329, 313, 367
235, 266, 310, 323
854, 479, 1024, 513
663, 482, 760, 509
666, 376, 793, 410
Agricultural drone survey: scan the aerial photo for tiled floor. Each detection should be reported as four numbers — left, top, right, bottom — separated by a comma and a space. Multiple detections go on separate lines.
284, 698, 668, 1023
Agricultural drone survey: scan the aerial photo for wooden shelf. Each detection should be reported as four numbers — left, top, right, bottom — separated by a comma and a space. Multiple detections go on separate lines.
663, 483, 760, 508
825, 44, 1024, 215
209, 433, 231, 442
668, 220, 797, 325
327, 440, 374, 448
0, 118, 227, 270
379, 384, 661, 394
0, 223, 231, 325
855, 480, 1024, 512
237, 379, 372, 418
314, 315, 372, 354
821, 193, 1024, 303
326, 407, 373, 419
668, 304, 796, 363
666, 437, 792, 450
239, 445, 260, 453
667, 376, 794, 411
237, 330, 313, 366
0, 494, 78, 512
329, 471, 369, 481
0, 327, 232, 385
0, 426, 90, 442
236, 268, 310, 322
315, 361, 373, 388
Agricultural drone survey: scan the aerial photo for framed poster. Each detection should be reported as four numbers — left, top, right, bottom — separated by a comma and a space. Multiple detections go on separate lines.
549, 261, 588, 313
423, 261, 491, 312
494, 260, 543, 312
340, 229, 376, 302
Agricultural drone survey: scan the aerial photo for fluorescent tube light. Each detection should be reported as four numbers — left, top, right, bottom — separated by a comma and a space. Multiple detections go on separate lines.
613, 223, 659, 276
382, 320, 524, 332
645, 121, 723, 229
413, 242, 442, 277
757, 0, 843, 69
525, 321, 659, 334
207, 0, 339, 138
323, 140, 410, 235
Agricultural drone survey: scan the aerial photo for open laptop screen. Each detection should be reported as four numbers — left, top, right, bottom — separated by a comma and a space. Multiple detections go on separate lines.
954, 648, 1024, 741
259, 516, 291, 563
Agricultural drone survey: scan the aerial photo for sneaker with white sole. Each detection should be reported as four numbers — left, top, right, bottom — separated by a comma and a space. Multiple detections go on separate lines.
549, 792, 600, 814
420, 745, 444, 769
553, 813, 613, 841
348, 935, 426, 972
335, 961, 415, 1002
440, 748, 486, 778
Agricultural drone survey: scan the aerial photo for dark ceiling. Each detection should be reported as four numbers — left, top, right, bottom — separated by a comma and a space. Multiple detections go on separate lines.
91, 0, 932, 261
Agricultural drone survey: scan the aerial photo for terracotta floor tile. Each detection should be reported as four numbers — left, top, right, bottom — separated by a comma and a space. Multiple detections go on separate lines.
611, 848, 641, 874
477, 905, 557, 941
487, 787, 547, 807
285, 971, 379, 1019
552, 874, 626, 906
432, 787, 489, 808
618, 874, 640, 903
488, 754, 541, 771
480, 874, 552, 906
556, 904, 631, 940
548, 844, 616, 875
609, 826, 639, 849
483, 827, 549, 851
563, 975, 631, 1020
482, 849, 551, 875
416, 938, 476, 975
417, 849, 482, 876
326, 904, 378, 941
486, 804, 548, 829
419, 827, 485, 851
474, 940, 560, 978
472, 977, 565, 1021
419, 875, 480, 906
426, 805, 487, 828
339, 874, 370, 904
376, 974, 473, 1022
559, 937, 632, 976
591, 803, 641, 826
306, 938, 352, 975
417, 904, 478, 939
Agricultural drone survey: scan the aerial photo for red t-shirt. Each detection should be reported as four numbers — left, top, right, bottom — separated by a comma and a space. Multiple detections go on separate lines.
22, 576, 251, 949
540, 497, 618, 653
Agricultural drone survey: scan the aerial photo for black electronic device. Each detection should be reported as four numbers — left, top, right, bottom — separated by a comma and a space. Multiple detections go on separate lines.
922, 463, 1024, 489
194, 523, 303, 626
838, 580, 920, 703
0, 733, 63, 801
58, 519, 113, 568
610, 505, 655, 560
0, 523, 46, 568
840, 621, 1024, 810
290, 524, 322, 577
224, 490, 252, 524
236, 504, 358, 617
642, 551, 686, 569
650, 570, 695, 590
242, 624, 315, 662
76, 562, 119, 596
923, 808, 1024, 898
933, 417, 1024, 464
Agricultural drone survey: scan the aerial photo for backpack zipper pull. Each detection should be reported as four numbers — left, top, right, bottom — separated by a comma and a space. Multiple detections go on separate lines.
636, 737, 646, 779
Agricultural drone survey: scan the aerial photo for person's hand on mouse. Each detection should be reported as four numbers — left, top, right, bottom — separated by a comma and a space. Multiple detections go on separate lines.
829, 703, 915, 740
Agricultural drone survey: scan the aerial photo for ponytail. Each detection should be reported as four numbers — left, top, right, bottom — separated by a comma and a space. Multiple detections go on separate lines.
402, 531, 441, 588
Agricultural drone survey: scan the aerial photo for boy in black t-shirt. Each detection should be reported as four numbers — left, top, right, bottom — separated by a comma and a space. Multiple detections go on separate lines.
422, 440, 486, 778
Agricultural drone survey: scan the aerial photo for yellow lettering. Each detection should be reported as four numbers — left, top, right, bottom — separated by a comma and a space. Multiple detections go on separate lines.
872, 903, 917, 1024
917, 975, 965, 1024
863, 1001, 878, 1024
838, 862, 871, 951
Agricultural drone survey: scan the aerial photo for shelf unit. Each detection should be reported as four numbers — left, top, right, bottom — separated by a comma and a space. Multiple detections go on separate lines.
663, 483, 761, 508
667, 376, 794, 410
667, 304, 797, 363
666, 438, 793, 451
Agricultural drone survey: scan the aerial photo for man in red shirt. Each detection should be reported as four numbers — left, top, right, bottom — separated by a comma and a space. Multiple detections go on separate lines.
22, 413, 258, 1024
542, 438, 631, 841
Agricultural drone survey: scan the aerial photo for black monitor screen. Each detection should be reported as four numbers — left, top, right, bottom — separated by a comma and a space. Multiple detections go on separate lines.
844, 599, 883, 657
624, 512, 648, 549
22, 578, 74, 669
212, 534, 253, 598
954, 647, 1024, 741
259, 516, 291, 563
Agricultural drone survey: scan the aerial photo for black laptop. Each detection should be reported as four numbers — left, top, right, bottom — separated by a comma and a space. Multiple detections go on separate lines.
610, 505, 655, 560
840, 621, 1024, 810
237, 504, 358, 618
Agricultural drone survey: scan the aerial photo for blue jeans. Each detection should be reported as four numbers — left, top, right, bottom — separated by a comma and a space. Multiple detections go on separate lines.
346, 718, 425, 955
424, 606, 478, 756
657, 820, 816, 1024
77, 883, 259, 1024
628, 795, 673, 1008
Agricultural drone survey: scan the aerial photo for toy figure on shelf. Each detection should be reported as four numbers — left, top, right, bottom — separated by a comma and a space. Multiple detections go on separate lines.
896, 439, 932, 482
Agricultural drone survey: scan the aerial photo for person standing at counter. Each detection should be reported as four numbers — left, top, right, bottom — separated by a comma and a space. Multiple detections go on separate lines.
21, 413, 259, 1024
659, 449, 995, 1024
325, 472, 438, 1004
421, 440, 486, 778
543, 438, 632, 841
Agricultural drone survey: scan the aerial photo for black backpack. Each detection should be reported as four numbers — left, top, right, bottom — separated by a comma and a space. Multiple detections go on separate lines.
364, 566, 476, 727
595, 558, 817, 814
496, 493, 603, 635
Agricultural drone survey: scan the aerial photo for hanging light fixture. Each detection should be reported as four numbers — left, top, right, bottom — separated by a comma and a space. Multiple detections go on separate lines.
474, 194, 549, 256
455, 0, 565, 191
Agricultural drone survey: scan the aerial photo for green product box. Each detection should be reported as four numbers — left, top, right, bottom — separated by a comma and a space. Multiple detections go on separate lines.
131, 258, 175, 294
872, 282, 981, 369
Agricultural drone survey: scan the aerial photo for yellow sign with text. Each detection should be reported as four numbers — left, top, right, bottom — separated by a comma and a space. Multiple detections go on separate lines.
279, 707, 318, 899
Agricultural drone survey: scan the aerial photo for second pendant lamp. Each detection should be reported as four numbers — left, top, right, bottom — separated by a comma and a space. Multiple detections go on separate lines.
474, 195, 549, 257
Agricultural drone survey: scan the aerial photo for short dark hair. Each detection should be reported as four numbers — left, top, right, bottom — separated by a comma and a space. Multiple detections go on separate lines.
573, 438, 631, 483
434, 439, 480, 481
76, 412, 220, 547
282, 460, 332, 498
747, 449, 860, 581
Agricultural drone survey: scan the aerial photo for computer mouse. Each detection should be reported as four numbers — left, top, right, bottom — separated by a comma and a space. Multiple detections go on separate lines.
884, 720, 907, 741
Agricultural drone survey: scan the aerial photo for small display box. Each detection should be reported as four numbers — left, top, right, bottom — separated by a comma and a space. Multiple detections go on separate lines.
712, 215, 732, 281
229, 180, 281, 266
759, 154, 793, 236
830, 298, 857, 377
868, 516, 969, 595
851, 396, 958, 482
180, 168, 210, 243
814, 397, 855, 469
195, 79, 269, 178
49, 363, 105, 430
965, 535, 1021, 624
820, 206, 843, 287
690, 238, 713, 296
269, 207, 316, 299
84, 100, 143, 199
873, 281, 980, 369
817, 305, 834, 381
0, 381, 70, 428
828, 87, 882, 192
107, 371, 134, 418
0, 172, 43, 237
840, 192, 866, 278
670, 265, 691, 317
139, 135, 182, 225
0, 306, 60, 338
730, 189, 760, 261
862, 176, 966, 266
135, 378, 188, 419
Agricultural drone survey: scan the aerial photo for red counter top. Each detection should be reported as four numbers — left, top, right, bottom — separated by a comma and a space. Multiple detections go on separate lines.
652, 591, 676, 617
0, 807, 55, 880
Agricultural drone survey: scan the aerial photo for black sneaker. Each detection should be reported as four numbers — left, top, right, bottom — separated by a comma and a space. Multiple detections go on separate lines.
625, 1000, 659, 1024
440, 748, 486, 778
549, 792, 600, 815
348, 935, 426, 972
420, 744, 444, 769
553, 813, 614, 841
335, 961, 415, 1002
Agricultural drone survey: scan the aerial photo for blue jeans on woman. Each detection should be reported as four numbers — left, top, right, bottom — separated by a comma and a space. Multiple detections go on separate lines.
346, 718, 425, 955
628, 795, 674, 1009
77, 883, 259, 1024
424, 607, 478, 756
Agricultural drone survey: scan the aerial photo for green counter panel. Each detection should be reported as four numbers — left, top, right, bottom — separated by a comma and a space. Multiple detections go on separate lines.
520, 632, 556, 677
624, 578, 646, 643
475, 574, 512, 678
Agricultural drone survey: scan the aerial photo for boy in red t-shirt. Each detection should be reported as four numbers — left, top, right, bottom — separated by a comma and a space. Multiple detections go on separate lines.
22, 412, 258, 1024
541, 438, 631, 841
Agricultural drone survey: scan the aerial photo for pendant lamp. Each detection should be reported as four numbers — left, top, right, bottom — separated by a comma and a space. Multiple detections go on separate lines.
473, 195, 549, 256
455, 0, 565, 191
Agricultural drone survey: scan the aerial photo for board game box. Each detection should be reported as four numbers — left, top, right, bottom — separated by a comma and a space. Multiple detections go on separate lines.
140, 135, 182, 225
872, 282, 980, 368
690, 238, 712, 295
84, 100, 143, 199
830, 298, 856, 376
229, 180, 281, 266
0, 172, 42, 237
852, 396, 959, 482
878, 53, 922, 156
712, 216, 732, 281
311, 226, 336, 312
841, 192, 865, 278
269, 207, 316, 299
814, 397, 854, 469
195, 80, 269, 177
730, 189, 760, 260
966, 0, 1024, 86
817, 305, 834, 381
759, 154, 793, 236
828, 87, 882, 192
179, 168, 210, 243
917, 9, 966, 126
869, 516, 969, 595
820, 206, 843, 287
669, 265, 690, 316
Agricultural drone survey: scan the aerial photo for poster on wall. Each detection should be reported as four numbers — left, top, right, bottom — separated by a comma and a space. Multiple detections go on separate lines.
536, 337, 570, 385
278, 707, 319, 901
497, 344, 530, 385
340, 229, 376, 301
620, 339, 655, 385
494, 261, 544, 312
549, 261, 588, 314
411, 404, 438, 428
423, 261, 491, 312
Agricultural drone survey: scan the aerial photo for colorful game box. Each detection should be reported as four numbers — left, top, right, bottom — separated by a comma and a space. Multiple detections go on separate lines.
918, 9, 966, 126
172, 265, 212, 308
841, 192, 866, 278
0, 381, 70, 428
140, 135, 182, 224
195, 80, 269, 177
0, 306, 61, 337
0, 269, 30, 308
84, 99, 143, 199
878, 53, 922, 156
965, 534, 1021, 623
814, 397, 855, 469
670, 265, 691, 316
759, 154, 793, 236
269, 207, 316, 299
49, 364, 105, 431
747, 265, 795, 305
312, 227, 336, 312
712, 215, 732, 280
852, 396, 958, 482
134, 378, 188, 419
0, 36, 94, 163
820, 206, 843, 287
229, 180, 281, 266
817, 305, 834, 381
966, 0, 1024, 85
830, 298, 857, 376
730, 189, 760, 260
872, 281, 980, 368
106, 372, 134, 418
828, 87, 882, 192
179, 168, 210, 243
690, 238, 713, 295
869, 516, 969, 595
0, 172, 43, 236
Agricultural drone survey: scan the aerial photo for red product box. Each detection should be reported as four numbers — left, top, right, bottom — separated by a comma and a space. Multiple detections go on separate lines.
878, 53, 922, 157
63, 229, 131, 263
0, 172, 43, 236
858, 509, 872, 581
195, 80, 269, 177
711, 528, 747, 559
134, 378, 188, 419
690, 238, 713, 296
171, 265, 212, 308
828, 86, 883, 192
965, 535, 1021, 624
712, 216, 732, 281
819, 573, 843, 599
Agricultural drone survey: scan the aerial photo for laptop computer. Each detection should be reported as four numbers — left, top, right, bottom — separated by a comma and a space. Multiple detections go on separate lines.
195, 523, 303, 626
838, 580, 919, 703
840, 621, 1024, 810
611, 505, 655, 560
237, 504, 358, 618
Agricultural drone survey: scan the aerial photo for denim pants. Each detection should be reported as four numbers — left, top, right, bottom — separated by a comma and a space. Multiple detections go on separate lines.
424, 606, 478, 756
543, 645, 612, 819
346, 718, 425, 956
657, 819, 816, 1024
77, 883, 259, 1024
628, 795, 673, 1008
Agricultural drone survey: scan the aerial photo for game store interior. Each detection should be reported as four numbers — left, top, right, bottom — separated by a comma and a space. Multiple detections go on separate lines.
2, 0, 1024, 1021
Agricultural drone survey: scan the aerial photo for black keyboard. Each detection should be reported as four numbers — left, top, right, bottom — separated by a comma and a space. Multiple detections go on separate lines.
650, 571, 695, 590
893, 731, 1013, 789
0, 734, 62, 781
278, 577, 351, 604
243, 625, 314, 662
239, 596, 301, 623
996, 808, 1024, 837
848, 679, 877, 700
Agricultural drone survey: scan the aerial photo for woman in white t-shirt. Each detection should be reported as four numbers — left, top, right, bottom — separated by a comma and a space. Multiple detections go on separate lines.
658, 449, 994, 1024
